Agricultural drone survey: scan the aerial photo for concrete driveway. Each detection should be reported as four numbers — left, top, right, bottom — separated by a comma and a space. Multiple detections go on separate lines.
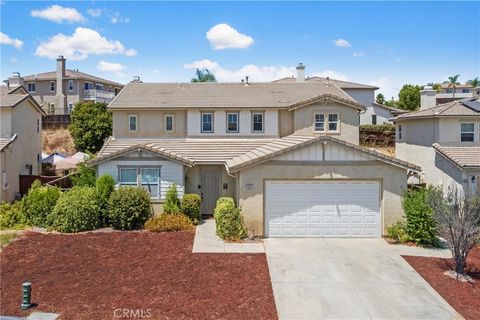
265, 238, 460, 320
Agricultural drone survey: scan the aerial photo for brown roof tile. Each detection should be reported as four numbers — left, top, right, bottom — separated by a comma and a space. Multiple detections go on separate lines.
433, 143, 480, 168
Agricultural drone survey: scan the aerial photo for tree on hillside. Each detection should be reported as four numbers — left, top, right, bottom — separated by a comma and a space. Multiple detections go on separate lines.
467, 77, 479, 88
445, 75, 460, 100
375, 93, 385, 104
384, 97, 398, 108
191, 68, 217, 83
397, 84, 423, 111
69, 102, 112, 153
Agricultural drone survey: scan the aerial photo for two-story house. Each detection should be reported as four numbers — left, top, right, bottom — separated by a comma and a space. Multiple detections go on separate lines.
3, 56, 123, 115
395, 97, 480, 195
420, 84, 480, 109
0, 86, 45, 202
90, 81, 419, 238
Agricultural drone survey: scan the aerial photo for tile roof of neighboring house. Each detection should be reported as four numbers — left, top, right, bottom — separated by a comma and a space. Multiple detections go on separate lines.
395, 97, 480, 120
432, 143, 480, 168
108, 82, 365, 110
272, 76, 379, 89
21, 69, 123, 87
90, 135, 420, 172
0, 134, 17, 152
439, 83, 473, 89
371, 103, 408, 115
1, 86, 46, 115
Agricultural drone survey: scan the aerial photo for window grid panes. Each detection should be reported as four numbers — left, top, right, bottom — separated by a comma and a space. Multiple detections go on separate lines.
252, 113, 263, 132
141, 168, 160, 198
129, 116, 137, 131
84, 82, 94, 90
68, 80, 74, 92
227, 113, 239, 132
314, 114, 325, 131
165, 115, 174, 131
328, 114, 339, 131
461, 123, 475, 142
50, 81, 55, 92
202, 113, 213, 133
27, 83, 36, 92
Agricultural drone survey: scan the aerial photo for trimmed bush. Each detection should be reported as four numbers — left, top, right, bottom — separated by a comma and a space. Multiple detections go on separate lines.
402, 187, 437, 246
108, 187, 153, 230
144, 214, 194, 232
96, 174, 115, 226
386, 221, 409, 244
213, 197, 246, 240
22, 180, 61, 227
49, 187, 100, 233
0, 201, 27, 230
71, 163, 96, 187
163, 184, 181, 214
181, 194, 201, 223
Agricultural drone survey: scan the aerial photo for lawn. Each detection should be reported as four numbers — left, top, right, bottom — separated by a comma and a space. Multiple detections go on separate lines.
0, 231, 277, 320
403, 247, 480, 320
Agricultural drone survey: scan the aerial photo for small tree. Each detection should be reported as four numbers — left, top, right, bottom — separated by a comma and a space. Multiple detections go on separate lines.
445, 75, 460, 100
163, 184, 181, 214
96, 174, 116, 226
398, 84, 423, 111
402, 187, 437, 245
427, 188, 480, 277
375, 93, 385, 104
71, 164, 96, 187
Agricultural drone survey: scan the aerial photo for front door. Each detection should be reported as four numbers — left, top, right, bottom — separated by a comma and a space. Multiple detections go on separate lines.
201, 168, 220, 216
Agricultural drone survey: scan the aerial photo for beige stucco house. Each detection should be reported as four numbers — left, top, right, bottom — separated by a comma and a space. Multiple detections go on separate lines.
3, 56, 123, 115
91, 81, 419, 238
395, 97, 480, 195
0, 86, 45, 202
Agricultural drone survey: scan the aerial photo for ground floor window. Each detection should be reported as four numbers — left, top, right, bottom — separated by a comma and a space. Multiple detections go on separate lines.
118, 167, 160, 198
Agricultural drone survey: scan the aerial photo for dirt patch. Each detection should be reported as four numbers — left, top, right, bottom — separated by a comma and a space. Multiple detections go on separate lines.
0, 231, 277, 320
42, 129, 76, 155
403, 247, 480, 320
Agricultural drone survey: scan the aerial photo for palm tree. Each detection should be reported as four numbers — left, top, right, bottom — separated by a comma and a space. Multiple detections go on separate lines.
467, 77, 480, 88
446, 75, 460, 100
191, 68, 217, 83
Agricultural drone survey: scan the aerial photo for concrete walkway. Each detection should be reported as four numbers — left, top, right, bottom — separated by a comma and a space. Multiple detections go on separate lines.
192, 219, 264, 253
265, 238, 461, 320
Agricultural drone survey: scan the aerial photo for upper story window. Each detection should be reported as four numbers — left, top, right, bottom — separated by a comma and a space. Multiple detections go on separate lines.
460, 123, 475, 142
314, 114, 325, 132
129, 115, 137, 132
227, 112, 239, 133
68, 80, 74, 92
252, 112, 264, 133
50, 81, 55, 92
108, 86, 112, 93
96, 83, 104, 91
165, 115, 174, 132
84, 82, 94, 90
398, 125, 403, 140
328, 114, 339, 132
314, 113, 339, 133
27, 82, 36, 93
445, 89, 454, 94
462, 89, 470, 93
201, 112, 213, 133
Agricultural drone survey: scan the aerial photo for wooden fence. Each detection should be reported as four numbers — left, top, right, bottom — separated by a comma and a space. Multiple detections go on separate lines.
42, 115, 70, 130
359, 129, 395, 146
19, 175, 72, 196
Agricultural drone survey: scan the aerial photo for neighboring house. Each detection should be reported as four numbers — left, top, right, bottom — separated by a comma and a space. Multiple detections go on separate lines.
395, 97, 480, 195
3, 56, 123, 115
273, 63, 401, 124
0, 86, 45, 202
420, 84, 480, 109
90, 81, 419, 238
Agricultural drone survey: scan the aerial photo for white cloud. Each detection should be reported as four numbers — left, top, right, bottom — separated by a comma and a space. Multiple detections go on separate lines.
35, 27, 137, 60
125, 49, 137, 57
97, 60, 126, 72
110, 11, 130, 24
87, 8, 102, 17
31, 5, 85, 23
206, 23, 254, 50
353, 51, 365, 58
0, 32, 23, 49
333, 38, 351, 48
313, 70, 349, 81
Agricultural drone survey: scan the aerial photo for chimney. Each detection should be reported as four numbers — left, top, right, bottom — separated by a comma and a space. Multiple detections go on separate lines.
7, 72, 23, 89
56, 56, 66, 113
296, 63, 305, 83
420, 85, 437, 110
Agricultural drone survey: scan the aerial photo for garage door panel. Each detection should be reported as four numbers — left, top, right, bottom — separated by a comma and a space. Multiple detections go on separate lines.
265, 180, 381, 238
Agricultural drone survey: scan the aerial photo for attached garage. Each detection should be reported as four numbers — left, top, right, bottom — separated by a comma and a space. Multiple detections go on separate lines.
265, 180, 381, 238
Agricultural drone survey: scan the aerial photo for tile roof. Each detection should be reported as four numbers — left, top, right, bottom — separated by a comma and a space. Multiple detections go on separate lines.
0, 134, 17, 152
396, 97, 480, 120
371, 103, 408, 114
272, 76, 379, 89
21, 69, 123, 87
108, 82, 363, 110
1, 85, 46, 115
432, 143, 480, 168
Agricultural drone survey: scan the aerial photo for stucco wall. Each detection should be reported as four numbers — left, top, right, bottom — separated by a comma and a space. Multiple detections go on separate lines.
0, 108, 12, 136
113, 110, 187, 138
343, 88, 375, 107
437, 117, 480, 142
360, 104, 394, 125
278, 109, 294, 137
185, 165, 236, 199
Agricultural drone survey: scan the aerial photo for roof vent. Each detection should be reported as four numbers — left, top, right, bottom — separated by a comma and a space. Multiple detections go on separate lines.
244, 76, 249, 86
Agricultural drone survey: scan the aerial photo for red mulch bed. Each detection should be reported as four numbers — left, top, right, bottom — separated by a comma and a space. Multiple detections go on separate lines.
0, 231, 277, 320
403, 247, 480, 320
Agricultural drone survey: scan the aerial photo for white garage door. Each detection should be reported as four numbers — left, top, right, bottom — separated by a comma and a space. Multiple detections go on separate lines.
265, 180, 381, 238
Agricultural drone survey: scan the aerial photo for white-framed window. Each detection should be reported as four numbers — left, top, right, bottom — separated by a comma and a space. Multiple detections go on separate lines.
314, 113, 325, 132
27, 82, 36, 93
50, 81, 55, 92
398, 125, 403, 140
84, 81, 94, 90
328, 113, 339, 132
68, 80, 74, 92
252, 112, 264, 132
129, 115, 137, 132
201, 112, 214, 133
119, 168, 138, 186
460, 123, 475, 142
68, 103, 74, 114
165, 114, 174, 132
118, 167, 161, 199
95, 83, 104, 91
226, 112, 239, 133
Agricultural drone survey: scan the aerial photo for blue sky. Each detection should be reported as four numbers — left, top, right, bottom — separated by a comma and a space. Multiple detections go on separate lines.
1, 1, 479, 98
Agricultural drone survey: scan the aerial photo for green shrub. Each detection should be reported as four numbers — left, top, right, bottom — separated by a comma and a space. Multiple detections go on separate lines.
71, 163, 96, 187
144, 214, 194, 232
181, 194, 201, 223
402, 187, 437, 246
386, 221, 409, 244
23, 180, 61, 227
359, 124, 395, 133
108, 187, 152, 230
0, 201, 27, 230
96, 174, 115, 226
213, 197, 245, 241
49, 187, 100, 233
163, 184, 181, 214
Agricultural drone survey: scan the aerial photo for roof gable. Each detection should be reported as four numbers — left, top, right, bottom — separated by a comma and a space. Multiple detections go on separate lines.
396, 97, 480, 120
433, 143, 480, 168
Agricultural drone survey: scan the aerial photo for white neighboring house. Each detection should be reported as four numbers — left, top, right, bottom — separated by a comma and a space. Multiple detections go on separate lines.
273, 63, 404, 124
421, 84, 480, 109
395, 96, 480, 195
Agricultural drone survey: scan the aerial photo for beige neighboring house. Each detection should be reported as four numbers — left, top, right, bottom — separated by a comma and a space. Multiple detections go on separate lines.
421, 84, 480, 109
3, 56, 123, 115
0, 86, 45, 202
395, 97, 480, 195
90, 80, 419, 238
